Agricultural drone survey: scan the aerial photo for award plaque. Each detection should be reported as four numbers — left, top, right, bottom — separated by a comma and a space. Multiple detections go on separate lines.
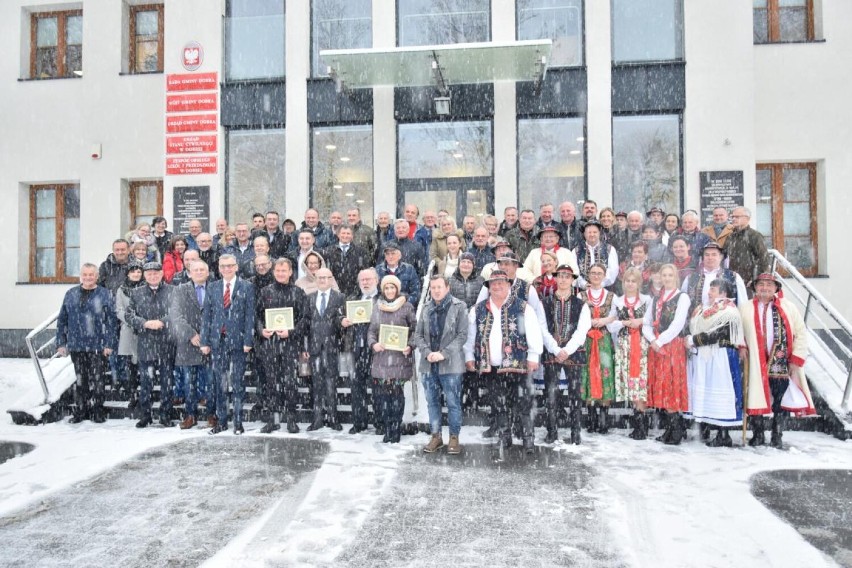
265, 307, 294, 331
379, 324, 408, 352
346, 300, 373, 324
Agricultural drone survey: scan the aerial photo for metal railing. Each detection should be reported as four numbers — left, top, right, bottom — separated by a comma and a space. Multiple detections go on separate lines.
409, 259, 437, 416
25, 310, 62, 406
768, 250, 852, 410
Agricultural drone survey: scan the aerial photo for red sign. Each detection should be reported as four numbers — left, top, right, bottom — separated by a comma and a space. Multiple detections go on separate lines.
166, 156, 218, 175
166, 135, 218, 155
167, 93, 218, 113
166, 113, 218, 133
166, 72, 218, 92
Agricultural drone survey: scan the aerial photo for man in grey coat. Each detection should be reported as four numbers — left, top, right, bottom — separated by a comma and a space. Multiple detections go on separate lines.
413, 275, 469, 455
170, 259, 213, 429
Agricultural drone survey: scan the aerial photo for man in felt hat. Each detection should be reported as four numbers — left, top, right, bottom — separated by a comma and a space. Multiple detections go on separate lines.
480, 239, 535, 283
740, 272, 815, 449
464, 269, 543, 456
682, 242, 748, 311
646, 207, 665, 230
523, 225, 579, 281
574, 220, 619, 289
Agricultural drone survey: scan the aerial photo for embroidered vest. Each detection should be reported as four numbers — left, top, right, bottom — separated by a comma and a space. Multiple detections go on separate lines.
543, 294, 587, 365
576, 243, 611, 279
615, 300, 648, 339
473, 295, 529, 373
652, 291, 688, 337
766, 303, 791, 379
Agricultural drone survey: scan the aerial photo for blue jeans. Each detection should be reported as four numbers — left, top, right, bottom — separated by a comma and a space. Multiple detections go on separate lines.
213, 349, 247, 426
178, 365, 210, 418
423, 372, 463, 436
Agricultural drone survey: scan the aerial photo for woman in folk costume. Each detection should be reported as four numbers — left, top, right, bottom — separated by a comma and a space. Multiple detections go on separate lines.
579, 262, 617, 433
741, 273, 815, 449
642, 263, 692, 445
608, 267, 652, 440
685, 279, 745, 447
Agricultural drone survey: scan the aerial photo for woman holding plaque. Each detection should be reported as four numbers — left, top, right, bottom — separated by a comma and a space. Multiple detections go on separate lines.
367, 274, 416, 443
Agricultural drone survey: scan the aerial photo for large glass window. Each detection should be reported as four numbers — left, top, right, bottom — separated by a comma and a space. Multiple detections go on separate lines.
612, 114, 681, 215
30, 184, 80, 282
398, 121, 493, 223
227, 129, 286, 223
753, 0, 813, 44
312, 0, 372, 77
311, 125, 374, 222
398, 0, 490, 47
129, 4, 164, 73
517, 0, 583, 68
611, 0, 683, 63
31, 11, 83, 79
225, 0, 285, 81
518, 117, 585, 211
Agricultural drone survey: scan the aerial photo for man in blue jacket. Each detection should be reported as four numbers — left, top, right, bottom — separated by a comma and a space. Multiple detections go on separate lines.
56, 263, 118, 423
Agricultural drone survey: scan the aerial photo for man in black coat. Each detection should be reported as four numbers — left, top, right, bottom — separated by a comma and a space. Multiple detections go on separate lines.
322, 225, 371, 297
387, 219, 426, 277
341, 268, 380, 433
98, 239, 131, 295
305, 268, 346, 431
126, 262, 176, 428
196, 233, 221, 280
256, 258, 310, 434
262, 210, 291, 259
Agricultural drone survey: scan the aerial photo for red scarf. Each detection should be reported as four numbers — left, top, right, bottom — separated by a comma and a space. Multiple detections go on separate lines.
623, 295, 642, 377
652, 289, 678, 338
586, 288, 606, 399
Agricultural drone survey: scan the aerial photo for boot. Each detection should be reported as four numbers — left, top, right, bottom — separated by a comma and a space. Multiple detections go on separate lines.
699, 422, 711, 442
748, 416, 766, 447
260, 421, 280, 434
523, 436, 535, 455
544, 429, 559, 444
664, 414, 683, 445
656, 412, 673, 443
307, 418, 324, 431
135, 415, 151, 429
598, 406, 610, 434
286, 415, 300, 434
180, 416, 197, 430
388, 422, 401, 443
586, 406, 599, 434
481, 424, 498, 439
629, 410, 647, 440
423, 434, 444, 453
706, 428, 733, 448
770, 414, 785, 449
447, 435, 461, 455
91, 409, 106, 424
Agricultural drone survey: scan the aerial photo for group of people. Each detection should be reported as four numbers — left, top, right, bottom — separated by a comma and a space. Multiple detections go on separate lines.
55, 199, 816, 456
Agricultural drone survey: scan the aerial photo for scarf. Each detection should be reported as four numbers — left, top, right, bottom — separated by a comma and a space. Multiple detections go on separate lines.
584, 288, 608, 399
537, 274, 557, 298
622, 295, 645, 377
689, 299, 744, 360
378, 296, 407, 313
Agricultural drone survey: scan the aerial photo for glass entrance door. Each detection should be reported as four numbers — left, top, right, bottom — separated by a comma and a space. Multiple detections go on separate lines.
399, 178, 492, 226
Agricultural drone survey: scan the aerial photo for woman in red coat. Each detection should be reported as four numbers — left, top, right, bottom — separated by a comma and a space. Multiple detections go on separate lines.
162, 235, 187, 283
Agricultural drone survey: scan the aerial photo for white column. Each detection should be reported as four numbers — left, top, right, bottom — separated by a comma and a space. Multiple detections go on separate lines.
372, 0, 397, 219
492, 0, 518, 213
285, 0, 311, 219
584, 0, 613, 206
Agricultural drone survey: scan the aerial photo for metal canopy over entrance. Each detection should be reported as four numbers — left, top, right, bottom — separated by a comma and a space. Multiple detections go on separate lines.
320, 39, 552, 92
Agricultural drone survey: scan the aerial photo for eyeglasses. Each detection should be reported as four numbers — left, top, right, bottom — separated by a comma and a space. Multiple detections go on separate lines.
220, 263, 237, 268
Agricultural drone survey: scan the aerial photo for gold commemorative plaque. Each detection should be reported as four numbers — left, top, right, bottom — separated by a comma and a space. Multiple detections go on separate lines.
346, 300, 373, 324
265, 307, 294, 331
379, 324, 409, 352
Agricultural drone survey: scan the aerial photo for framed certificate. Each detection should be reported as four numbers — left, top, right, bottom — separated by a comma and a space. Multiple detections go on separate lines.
346, 300, 373, 324
379, 324, 409, 352
265, 307, 294, 331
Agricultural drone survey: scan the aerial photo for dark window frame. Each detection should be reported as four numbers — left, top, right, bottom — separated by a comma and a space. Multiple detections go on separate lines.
29, 184, 80, 284
30, 9, 83, 79
129, 4, 165, 74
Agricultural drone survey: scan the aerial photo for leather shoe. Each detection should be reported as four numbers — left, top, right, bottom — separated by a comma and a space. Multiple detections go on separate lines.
69, 414, 86, 424
180, 416, 197, 430
209, 424, 227, 435
375, 425, 386, 436
307, 420, 324, 432
349, 426, 365, 434
135, 416, 152, 429
260, 422, 280, 434
286, 418, 300, 433
544, 430, 558, 444
207, 416, 218, 428
481, 425, 498, 439
234, 424, 244, 435
329, 422, 343, 431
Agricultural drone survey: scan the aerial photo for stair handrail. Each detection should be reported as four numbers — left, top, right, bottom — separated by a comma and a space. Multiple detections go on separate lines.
25, 310, 61, 406
767, 249, 852, 410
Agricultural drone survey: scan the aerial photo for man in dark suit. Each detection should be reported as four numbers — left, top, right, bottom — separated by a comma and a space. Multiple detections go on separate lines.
322, 225, 371, 297
170, 259, 213, 429
200, 253, 256, 435
305, 267, 346, 431
341, 268, 380, 433
126, 262, 176, 428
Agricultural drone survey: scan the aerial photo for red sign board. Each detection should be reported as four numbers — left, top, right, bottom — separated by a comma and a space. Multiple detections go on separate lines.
166, 113, 218, 133
166, 156, 218, 175
167, 93, 218, 113
166, 72, 218, 92
166, 135, 218, 155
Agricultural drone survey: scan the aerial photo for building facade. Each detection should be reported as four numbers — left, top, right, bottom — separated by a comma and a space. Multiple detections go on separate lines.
0, 0, 849, 349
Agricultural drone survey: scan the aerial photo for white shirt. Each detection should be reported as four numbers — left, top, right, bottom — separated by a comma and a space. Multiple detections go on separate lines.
681, 267, 748, 308
541, 295, 592, 357
464, 300, 543, 365
574, 244, 620, 289
607, 294, 652, 340
642, 290, 691, 346
757, 300, 775, 354
221, 276, 237, 298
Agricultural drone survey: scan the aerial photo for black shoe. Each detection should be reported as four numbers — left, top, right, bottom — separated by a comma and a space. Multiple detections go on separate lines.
375, 425, 386, 436
570, 428, 582, 445
699, 422, 711, 442
586, 407, 599, 433
349, 426, 365, 434
209, 423, 227, 435
286, 418, 300, 434
127, 397, 138, 410
629, 411, 647, 440
159, 417, 173, 428
234, 424, 244, 435
307, 420, 324, 432
135, 416, 152, 429
770, 415, 785, 449
482, 424, 498, 439
69, 414, 86, 424
598, 407, 610, 434
260, 422, 280, 434
748, 417, 766, 447
664, 415, 683, 446
770, 432, 784, 449
544, 430, 558, 444
329, 422, 343, 431
523, 437, 535, 455
382, 432, 391, 443
706, 429, 733, 448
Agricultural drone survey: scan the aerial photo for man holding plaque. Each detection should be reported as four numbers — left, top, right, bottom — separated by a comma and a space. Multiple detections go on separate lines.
256, 258, 310, 434
305, 268, 347, 431
342, 268, 380, 434
414, 276, 469, 455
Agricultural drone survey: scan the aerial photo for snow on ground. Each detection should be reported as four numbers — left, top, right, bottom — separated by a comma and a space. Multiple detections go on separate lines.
1, 358, 850, 567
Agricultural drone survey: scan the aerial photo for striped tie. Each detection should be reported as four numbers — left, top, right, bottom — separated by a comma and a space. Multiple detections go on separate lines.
224, 281, 231, 310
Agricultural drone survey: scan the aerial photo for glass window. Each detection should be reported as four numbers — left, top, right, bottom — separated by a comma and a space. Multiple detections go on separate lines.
399, 121, 492, 179
754, 0, 813, 43
130, 181, 163, 230
226, 0, 285, 80
130, 5, 164, 73
517, 117, 585, 211
517, 0, 583, 68
30, 184, 80, 281
311, 125, 374, 223
227, 129, 286, 223
31, 11, 83, 79
612, 114, 681, 215
398, 0, 490, 47
312, 0, 372, 77
611, 0, 683, 63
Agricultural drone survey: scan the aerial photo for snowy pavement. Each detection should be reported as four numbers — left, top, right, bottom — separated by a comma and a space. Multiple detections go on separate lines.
1, 358, 851, 567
